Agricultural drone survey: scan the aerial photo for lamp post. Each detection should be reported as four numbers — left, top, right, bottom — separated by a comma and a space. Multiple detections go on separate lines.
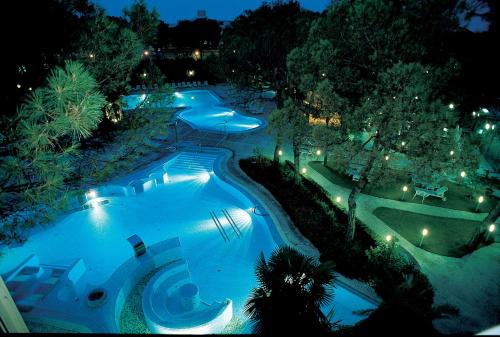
475, 196, 484, 212
401, 185, 408, 201
419, 228, 428, 247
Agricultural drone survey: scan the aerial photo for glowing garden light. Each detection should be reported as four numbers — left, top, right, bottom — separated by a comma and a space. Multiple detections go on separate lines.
492, 125, 495, 130
278, 150, 283, 156
448, 103, 454, 109
89, 53, 95, 58
316, 149, 321, 156
443, 127, 448, 132
401, 185, 408, 201
475, 196, 484, 212
386, 234, 392, 242
419, 228, 428, 247
485, 123, 491, 130
401, 141, 405, 146
301, 167, 307, 174
16, 84, 21, 88
478, 129, 483, 134
385, 155, 389, 161
472, 111, 476, 117
336, 196, 341, 203
143, 50, 150, 56
482, 108, 489, 113
415, 96, 419, 100
450, 150, 454, 156
486, 224, 496, 241
28, 87, 32, 91
142, 72, 147, 78
460, 171, 466, 178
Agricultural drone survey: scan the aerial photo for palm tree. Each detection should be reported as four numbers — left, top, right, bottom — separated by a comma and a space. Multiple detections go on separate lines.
244, 246, 336, 334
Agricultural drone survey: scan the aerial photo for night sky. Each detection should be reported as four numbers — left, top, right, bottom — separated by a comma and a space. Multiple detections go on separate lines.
94, 0, 488, 31
94, 0, 332, 23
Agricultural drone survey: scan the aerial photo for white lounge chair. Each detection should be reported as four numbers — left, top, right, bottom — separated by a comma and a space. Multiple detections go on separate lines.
412, 185, 448, 203
202, 80, 209, 86
181, 82, 187, 87
196, 81, 202, 86
172, 83, 177, 89
192, 81, 198, 87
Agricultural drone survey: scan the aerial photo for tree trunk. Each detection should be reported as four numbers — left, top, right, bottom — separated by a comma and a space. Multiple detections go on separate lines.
467, 201, 500, 250
323, 152, 328, 166
345, 139, 380, 241
293, 137, 301, 184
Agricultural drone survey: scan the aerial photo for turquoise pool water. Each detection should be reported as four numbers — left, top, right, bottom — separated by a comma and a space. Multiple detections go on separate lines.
123, 90, 264, 133
1, 150, 376, 331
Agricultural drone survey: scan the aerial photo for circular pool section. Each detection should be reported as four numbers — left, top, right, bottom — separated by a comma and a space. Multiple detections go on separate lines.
142, 262, 233, 334
122, 90, 265, 133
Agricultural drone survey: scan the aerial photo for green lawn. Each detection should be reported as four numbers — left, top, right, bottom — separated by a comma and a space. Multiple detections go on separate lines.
309, 161, 495, 213
373, 207, 482, 257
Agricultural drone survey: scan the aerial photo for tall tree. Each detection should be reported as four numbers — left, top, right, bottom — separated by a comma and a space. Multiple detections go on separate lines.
123, 0, 160, 47
268, 98, 310, 182
287, 0, 481, 241
0, 61, 105, 237
76, 8, 143, 101
245, 246, 336, 335
341, 62, 478, 241
219, 1, 317, 161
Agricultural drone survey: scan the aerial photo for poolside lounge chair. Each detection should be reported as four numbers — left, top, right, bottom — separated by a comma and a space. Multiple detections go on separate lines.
203, 80, 209, 86
181, 82, 187, 87
196, 81, 202, 86
172, 83, 177, 89
154, 83, 159, 89
141, 84, 147, 90
412, 185, 448, 203
192, 81, 198, 87
135, 84, 141, 91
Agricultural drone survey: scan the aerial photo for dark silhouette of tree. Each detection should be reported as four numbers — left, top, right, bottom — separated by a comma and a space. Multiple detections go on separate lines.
245, 246, 336, 334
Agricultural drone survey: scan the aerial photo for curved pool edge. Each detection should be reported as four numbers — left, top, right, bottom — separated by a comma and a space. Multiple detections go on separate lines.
211, 148, 321, 260
211, 147, 382, 306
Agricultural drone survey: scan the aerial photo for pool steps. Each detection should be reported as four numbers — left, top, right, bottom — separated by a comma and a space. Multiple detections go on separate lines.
209, 209, 244, 242
209, 211, 229, 242
222, 209, 242, 237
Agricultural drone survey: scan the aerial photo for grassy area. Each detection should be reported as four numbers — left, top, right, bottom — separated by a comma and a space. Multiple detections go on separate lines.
309, 161, 495, 213
373, 207, 482, 257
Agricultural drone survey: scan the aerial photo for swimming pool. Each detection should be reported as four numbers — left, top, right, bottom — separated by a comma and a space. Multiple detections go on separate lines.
1, 150, 375, 332
123, 90, 265, 133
